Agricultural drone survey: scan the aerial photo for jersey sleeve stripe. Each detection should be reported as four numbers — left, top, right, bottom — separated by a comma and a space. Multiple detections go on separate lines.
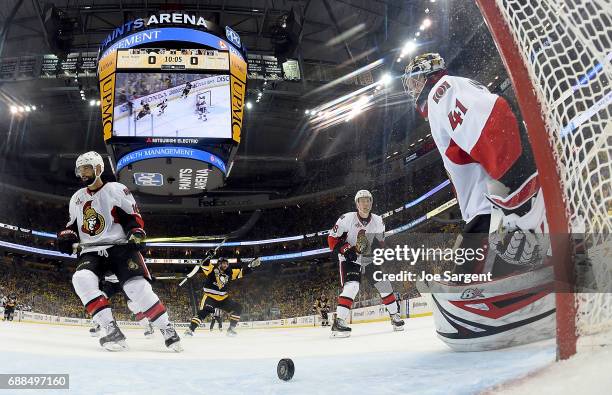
468, 96, 522, 180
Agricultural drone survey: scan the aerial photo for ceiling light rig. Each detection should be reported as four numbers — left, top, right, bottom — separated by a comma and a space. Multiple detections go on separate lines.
10, 104, 37, 115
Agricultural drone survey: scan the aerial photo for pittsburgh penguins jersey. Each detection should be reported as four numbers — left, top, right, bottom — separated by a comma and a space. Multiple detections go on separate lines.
314, 297, 329, 311
5, 298, 16, 308
66, 182, 144, 255
328, 212, 385, 265
200, 262, 252, 301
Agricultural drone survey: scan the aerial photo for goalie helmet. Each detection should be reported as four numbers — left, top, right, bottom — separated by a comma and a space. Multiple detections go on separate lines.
402, 53, 446, 103
75, 151, 104, 186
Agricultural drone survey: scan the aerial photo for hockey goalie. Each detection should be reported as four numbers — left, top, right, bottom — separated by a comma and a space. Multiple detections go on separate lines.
195, 94, 209, 121
402, 53, 555, 351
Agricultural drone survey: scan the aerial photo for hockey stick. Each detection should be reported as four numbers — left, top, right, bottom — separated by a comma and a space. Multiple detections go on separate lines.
177, 210, 262, 286
178, 236, 229, 286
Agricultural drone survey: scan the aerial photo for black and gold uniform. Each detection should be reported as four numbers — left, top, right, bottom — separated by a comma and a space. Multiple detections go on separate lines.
3, 295, 17, 321
186, 258, 256, 336
313, 294, 330, 326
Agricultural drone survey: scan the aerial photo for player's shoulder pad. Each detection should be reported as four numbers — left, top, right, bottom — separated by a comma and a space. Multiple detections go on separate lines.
107, 182, 133, 196
371, 213, 384, 223
428, 74, 455, 105
70, 188, 86, 202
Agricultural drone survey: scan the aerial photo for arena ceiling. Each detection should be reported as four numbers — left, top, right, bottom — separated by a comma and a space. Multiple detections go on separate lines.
0, 0, 505, 202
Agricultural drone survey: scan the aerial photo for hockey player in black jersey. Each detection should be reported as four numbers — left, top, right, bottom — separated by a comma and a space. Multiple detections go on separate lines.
3, 295, 16, 321
181, 81, 192, 98
135, 101, 151, 121
184, 257, 261, 337
313, 293, 330, 327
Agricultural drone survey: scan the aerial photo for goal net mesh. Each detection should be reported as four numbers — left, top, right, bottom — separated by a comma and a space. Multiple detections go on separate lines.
493, 0, 611, 346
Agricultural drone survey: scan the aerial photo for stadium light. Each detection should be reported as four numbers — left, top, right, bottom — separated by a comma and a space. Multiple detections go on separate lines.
18, 106, 25, 112
305, 109, 310, 114
422, 18, 432, 29
89, 100, 96, 106
379, 73, 392, 86
246, 102, 253, 109
401, 41, 417, 56
416, 31, 421, 37
10, 106, 18, 114
25, 106, 31, 112
95, 100, 101, 106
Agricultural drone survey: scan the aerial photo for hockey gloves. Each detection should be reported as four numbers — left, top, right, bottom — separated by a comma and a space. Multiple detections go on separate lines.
487, 189, 549, 267
127, 228, 147, 251
339, 243, 359, 263
248, 257, 262, 268
57, 229, 79, 255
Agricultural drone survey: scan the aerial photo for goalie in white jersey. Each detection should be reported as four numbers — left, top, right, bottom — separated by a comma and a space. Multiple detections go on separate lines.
327, 190, 405, 337
402, 53, 554, 351
56, 151, 182, 352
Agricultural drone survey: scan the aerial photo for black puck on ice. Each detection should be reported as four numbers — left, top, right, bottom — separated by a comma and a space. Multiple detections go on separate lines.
277, 358, 295, 381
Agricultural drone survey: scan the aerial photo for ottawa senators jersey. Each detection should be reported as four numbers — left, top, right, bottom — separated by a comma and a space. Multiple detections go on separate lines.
66, 182, 144, 255
200, 262, 252, 301
328, 212, 385, 265
425, 75, 531, 223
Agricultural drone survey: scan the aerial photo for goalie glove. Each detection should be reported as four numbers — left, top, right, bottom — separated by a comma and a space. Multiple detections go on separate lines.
487, 181, 549, 267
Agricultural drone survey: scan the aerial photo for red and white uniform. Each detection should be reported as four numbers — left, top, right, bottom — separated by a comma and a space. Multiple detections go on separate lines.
328, 212, 385, 266
425, 75, 523, 223
66, 182, 144, 254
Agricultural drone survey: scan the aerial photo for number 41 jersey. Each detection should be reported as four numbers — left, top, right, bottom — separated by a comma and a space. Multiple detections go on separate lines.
426, 74, 523, 224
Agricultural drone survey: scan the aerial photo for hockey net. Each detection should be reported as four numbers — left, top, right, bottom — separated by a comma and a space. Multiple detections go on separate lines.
477, 0, 611, 359
197, 90, 214, 107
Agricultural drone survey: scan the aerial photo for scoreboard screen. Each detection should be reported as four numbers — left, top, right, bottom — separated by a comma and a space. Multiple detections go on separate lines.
96, 17, 248, 196
111, 49, 231, 139
116, 48, 229, 70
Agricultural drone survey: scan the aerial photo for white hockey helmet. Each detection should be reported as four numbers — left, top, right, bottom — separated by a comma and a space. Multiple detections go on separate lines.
402, 53, 446, 103
75, 151, 105, 179
354, 189, 373, 204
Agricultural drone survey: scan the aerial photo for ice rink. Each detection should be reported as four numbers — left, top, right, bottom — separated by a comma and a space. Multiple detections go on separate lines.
113, 84, 231, 138
0, 316, 568, 395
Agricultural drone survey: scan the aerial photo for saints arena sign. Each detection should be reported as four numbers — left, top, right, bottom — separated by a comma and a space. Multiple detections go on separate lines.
100, 14, 215, 51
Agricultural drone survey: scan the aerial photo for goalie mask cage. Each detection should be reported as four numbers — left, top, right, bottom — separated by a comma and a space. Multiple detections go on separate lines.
476, 0, 611, 360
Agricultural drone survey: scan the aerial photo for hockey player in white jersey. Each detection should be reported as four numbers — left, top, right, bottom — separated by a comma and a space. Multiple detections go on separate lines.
156, 99, 168, 116
402, 53, 554, 351
196, 96, 208, 121
327, 190, 405, 338
56, 151, 182, 352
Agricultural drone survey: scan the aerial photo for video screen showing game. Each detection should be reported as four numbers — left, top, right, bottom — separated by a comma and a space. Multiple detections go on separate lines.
113, 72, 231, 139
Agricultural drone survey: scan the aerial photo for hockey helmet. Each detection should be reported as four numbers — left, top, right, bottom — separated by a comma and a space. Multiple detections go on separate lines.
354, 189, 373, 204
75, 151, 104, 186
402, 53, 446, 103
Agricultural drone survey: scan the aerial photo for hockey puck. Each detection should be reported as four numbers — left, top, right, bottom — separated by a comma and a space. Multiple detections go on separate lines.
277, 358, 295, 381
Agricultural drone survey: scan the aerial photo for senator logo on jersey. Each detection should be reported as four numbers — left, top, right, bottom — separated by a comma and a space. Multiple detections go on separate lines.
81, 202, 105, 236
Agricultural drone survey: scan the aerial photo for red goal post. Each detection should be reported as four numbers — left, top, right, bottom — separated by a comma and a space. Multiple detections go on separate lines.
475, 0, 611, 360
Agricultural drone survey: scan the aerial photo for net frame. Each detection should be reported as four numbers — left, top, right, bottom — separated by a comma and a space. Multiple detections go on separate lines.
476, 0, 612, 360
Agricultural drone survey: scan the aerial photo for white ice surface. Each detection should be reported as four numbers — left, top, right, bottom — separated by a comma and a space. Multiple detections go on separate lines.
113, 85, 231, 139
0, 317, 559, 395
